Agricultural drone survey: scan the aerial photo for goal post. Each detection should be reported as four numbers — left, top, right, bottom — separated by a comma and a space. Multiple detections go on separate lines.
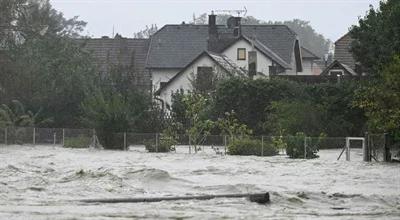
345, 137, 368, 161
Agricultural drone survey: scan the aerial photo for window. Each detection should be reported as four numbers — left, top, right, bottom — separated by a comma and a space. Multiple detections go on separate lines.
160, 82, 167, 89
237, 48, 246, 60
329, 70, 344, 76
196, 66, 213, 93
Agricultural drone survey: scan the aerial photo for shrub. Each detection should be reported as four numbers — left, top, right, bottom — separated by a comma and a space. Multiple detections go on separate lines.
64, 135, 91, 148
228, 137, 278, 156
144, 137, 175, 153
284, 133, 319, 159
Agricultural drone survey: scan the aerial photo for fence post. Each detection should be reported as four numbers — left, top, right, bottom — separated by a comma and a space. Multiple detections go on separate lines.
62, 129, 65, 147
224, 135, 227, 155
4, 127, 7, 145
345, 137, 350, 161
383, 133, 390, 162
92, 129, 96, 148
124, 132, 127, 151
155, 133, 159, 153
303, 136, 307, 159
53, 131, 56, 146
261, 136, 264, 157
363, 132, 370, 162
33, 127, 36, 146
188, 135, 191, 154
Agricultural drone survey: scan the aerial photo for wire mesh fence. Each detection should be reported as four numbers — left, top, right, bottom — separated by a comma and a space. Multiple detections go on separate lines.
368, 133, 386, 162
0, 127, 5, 145
35, 128, 63, 145
0, 126, 390, 161
0, 127, 34, 145
63, 128, 93, 148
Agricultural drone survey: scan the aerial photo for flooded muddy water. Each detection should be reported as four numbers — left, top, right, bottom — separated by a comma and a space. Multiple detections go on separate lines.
0, 145, 399, 219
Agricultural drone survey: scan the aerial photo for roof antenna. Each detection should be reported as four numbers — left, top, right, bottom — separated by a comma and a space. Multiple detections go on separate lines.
214, 6, 247, 17
112, 25, 115, 38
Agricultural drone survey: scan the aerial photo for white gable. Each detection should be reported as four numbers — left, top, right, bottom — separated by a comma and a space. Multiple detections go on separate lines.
222, 39, 274, 75
159, 54, 227, 107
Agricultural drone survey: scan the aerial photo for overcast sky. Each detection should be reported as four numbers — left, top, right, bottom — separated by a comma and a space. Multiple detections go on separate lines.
50, 0, 380, 41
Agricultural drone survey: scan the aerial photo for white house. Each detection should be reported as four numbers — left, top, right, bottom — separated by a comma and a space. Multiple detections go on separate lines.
145, 14, 321, 109
155, 51, 251, 108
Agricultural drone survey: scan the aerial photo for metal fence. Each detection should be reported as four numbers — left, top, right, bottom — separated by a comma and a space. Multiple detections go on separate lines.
0, 126, 389, 161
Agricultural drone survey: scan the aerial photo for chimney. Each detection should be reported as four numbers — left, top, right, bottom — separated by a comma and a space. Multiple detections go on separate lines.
208, 12, 218, 51
227, 16, 242, 38
209, 12, 216, 27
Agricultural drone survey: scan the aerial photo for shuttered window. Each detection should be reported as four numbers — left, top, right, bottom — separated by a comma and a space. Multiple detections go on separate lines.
237, 48, 246, 60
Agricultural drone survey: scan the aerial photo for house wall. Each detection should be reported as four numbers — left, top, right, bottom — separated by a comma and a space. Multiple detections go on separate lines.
222, 39, 273, 75
150, 68, 181, 92
299, 59, 319, 75
159, 55, 225, 108
335, 34, 355, 70
283, 51, 297, 75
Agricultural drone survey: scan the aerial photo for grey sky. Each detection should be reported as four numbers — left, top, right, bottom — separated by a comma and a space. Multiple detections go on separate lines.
50, 0, 380, 41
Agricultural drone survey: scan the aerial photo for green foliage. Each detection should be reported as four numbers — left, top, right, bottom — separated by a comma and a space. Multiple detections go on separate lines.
350, 0, 400, 74
80, 57, 155, 149
63, 135, 91, 148
216, 110, 253, 138
305, 81, 366, 136
144, 136, 175, 153
355, 56, 400, 133
266, 100, 326, 136
144, 122, 181, 153
170, 90, 188, 132
0, 0, 95, 127
284, 133, 320, 159
182, 93, 215, 148
271, 135, 287, 153
213, 78, 303, 134
263, 80, 365, 137
144, 139, 173, 153
0, 100, 52, 127
228, 137, 278, 156
81, 88, 150, 149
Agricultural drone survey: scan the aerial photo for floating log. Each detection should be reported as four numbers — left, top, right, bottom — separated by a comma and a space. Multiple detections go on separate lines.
81, 192, 270, 204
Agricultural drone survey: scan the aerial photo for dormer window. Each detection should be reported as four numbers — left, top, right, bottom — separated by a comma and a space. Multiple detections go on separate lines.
237, 48, 246, 60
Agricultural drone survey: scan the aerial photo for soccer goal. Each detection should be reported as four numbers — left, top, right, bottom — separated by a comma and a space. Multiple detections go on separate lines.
337, 137, 367, 161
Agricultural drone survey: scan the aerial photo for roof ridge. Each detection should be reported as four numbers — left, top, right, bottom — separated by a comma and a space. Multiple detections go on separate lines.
301, 46, 319, 58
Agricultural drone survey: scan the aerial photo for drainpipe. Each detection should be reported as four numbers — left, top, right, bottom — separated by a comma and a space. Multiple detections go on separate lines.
154, 96, 165, 112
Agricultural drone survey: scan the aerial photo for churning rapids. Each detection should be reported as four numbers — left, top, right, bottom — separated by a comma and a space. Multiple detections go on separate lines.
0, 145, 399, 219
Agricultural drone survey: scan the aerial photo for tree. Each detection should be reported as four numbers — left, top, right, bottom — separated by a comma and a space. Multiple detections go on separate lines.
216, 110, 252, 139
213, 77, 303, 134
81, 88, 151, 149
304, 81, 366, 137
0, 100, 52, 127
355, 56, 400, 133
0, 0, 96, 127
278, 19, 332, 58
182, 93, 214, 152
350, 0, 400, 74
133, 24, 158, 38
265, 100, 327, 137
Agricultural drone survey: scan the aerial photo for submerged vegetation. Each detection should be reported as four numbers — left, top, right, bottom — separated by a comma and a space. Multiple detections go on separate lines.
63, 136, 91, 149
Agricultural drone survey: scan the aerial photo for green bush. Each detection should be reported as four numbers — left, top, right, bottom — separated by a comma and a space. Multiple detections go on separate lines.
144, 137, 175, 153
64, 135, 91, 148
284, 133, 319, 159
228, 137, 278, 156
